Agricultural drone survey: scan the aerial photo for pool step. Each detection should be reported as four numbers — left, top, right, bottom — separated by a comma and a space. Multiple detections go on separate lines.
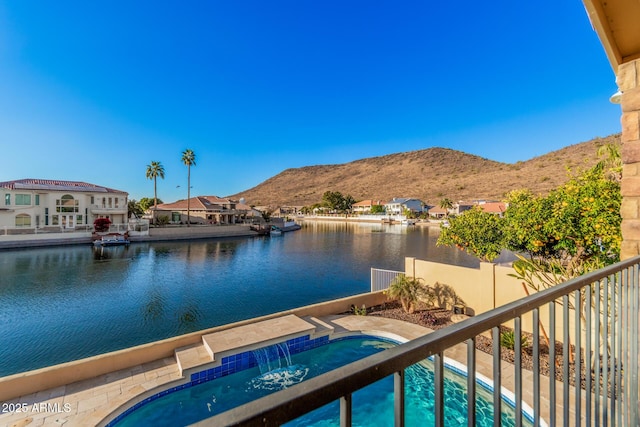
175, 343, 210, 375
174, 314, 318, 376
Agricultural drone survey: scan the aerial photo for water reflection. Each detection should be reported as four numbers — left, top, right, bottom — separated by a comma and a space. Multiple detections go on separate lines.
0, 223, 507, 376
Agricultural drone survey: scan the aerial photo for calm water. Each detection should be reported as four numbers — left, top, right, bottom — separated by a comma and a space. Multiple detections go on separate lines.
0, 222, 498, 377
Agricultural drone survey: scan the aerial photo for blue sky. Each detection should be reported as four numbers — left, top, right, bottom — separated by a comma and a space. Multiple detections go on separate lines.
0, 1, 622, 203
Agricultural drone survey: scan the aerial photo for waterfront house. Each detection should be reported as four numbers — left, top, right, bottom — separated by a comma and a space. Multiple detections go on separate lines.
384, 198, 425, 215
150, 196, 249, 224
271, 206, 303, 218
0, 179, 128, 232
352, 199, 384, 214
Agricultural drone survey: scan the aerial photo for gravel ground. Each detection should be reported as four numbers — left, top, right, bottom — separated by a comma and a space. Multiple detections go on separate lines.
362, 301, 616, 394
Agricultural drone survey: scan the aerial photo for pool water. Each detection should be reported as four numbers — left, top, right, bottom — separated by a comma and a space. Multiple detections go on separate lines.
110, 336, 532, 427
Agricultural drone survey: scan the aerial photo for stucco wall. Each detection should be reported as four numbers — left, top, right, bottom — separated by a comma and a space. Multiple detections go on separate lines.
406, 257, 579, 342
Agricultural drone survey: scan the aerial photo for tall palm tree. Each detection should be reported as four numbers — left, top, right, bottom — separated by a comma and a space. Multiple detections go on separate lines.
181, 149, 196, 226
145, 161, 165, 210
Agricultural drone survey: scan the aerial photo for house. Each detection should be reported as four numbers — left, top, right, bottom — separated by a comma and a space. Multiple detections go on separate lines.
352, 199, 384, 214
271, 206, 303, 218
453, 202, 474, 215
384, 198, 425, 215
0, 179, 128, 231
150, 196, 249, 224
427, 206, 448, 218
479, 202, 507, 217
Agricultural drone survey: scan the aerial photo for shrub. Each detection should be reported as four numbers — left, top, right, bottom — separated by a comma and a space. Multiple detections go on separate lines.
500, 330, 528, 350
387, 275, 424, 313
93, 217, 111, 232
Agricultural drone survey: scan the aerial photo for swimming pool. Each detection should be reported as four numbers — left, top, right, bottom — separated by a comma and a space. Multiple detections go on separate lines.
106, 335, 536, 427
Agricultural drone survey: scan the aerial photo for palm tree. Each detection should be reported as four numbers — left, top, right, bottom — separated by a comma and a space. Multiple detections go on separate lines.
439, 198, 453, 217
145, 161, 165, 210
181, 149, 196, 226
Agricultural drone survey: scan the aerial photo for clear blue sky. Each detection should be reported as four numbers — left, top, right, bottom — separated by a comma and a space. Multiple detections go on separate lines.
0, 1, 622, 203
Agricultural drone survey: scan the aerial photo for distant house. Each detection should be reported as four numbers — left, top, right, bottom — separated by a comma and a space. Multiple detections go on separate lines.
479, 202, 507, 217
271, 206, 303, 218
453, 202, 474, 215
384, 198, 425, 215
0, 179, 128, 231
427, 206, 448, 218
352, 199, 384, 214
150, 196, 248, 224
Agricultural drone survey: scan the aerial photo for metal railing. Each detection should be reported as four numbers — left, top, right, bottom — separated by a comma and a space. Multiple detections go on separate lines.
371, 267, 404, 292
198, 256, 640, 426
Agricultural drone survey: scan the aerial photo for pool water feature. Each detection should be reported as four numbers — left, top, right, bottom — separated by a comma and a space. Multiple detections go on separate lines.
107, 336, 536, 427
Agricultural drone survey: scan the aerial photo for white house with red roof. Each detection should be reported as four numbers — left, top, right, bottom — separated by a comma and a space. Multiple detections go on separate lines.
150, 196, 249, 225
0, 179, 128, 230
352, 199, 385, 214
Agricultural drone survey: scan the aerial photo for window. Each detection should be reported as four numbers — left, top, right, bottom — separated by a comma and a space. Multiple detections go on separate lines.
15, 213, 31, 227
76, 215, 83, 224
4, 194, 9, 205
35, 195, 39, 206
56, 195, 78, 213
52, 215, 59, 226
15, 194, 31, 205
115, 197, 119, 208
90, 196, 94, 204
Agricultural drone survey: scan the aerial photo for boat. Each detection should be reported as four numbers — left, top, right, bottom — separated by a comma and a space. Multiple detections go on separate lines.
400, 218, 416, 225
93, 234, 130, 246
250, 225, 270, 236
270, 226, 283, 236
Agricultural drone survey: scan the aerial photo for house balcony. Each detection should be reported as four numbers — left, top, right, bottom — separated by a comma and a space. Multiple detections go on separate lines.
201, 256, 640, 426
90, 205, 127, 215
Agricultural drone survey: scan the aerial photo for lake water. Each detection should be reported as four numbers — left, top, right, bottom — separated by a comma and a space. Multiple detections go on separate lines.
0, 221, 501, 377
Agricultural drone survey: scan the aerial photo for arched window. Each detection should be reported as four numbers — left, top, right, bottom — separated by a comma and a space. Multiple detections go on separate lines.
15, 213, 31, 227
56, 194, 78, 213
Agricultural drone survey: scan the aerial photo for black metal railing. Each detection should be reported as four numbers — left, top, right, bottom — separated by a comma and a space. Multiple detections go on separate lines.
195, 256, 640, 427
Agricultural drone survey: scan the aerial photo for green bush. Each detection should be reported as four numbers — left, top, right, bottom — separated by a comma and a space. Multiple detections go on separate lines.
500, 330, 528, 350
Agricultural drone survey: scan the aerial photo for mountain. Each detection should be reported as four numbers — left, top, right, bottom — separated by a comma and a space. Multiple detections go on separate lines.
230, 134, 621, 207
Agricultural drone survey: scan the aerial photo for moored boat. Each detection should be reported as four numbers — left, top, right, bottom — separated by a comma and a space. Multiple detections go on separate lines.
93, 234, 130, 246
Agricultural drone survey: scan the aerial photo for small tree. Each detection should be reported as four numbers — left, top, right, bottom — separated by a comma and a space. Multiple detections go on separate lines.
139, 197, 162, 212
128, 200, 144, 218
94, 217, 111, 232
370, 205, 385, 214
387, 275, 424, 313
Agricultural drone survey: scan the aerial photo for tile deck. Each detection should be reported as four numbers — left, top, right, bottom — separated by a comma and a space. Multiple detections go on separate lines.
0, 314, 586, 427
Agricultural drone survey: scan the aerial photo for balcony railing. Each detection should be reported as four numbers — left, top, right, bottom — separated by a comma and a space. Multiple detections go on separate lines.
198, 256, 640, 426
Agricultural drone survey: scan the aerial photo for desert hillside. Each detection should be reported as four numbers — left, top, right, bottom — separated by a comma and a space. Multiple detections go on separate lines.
230, 134, 621, 207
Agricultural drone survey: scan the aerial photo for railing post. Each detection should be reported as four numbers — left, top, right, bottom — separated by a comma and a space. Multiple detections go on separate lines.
492, 326, 501, 427
434, 352, 444, 427
466, 338, 476, 427
340, 393, 352, 427
394, 370, 405, 427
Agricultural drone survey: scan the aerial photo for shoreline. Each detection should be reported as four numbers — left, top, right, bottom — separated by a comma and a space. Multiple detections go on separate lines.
0, 225, 262, 250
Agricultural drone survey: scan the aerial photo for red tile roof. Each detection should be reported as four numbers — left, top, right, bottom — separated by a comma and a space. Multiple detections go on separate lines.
156, 196, 235, 211
480, 202, 507, 214
0, 179, 127, 194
